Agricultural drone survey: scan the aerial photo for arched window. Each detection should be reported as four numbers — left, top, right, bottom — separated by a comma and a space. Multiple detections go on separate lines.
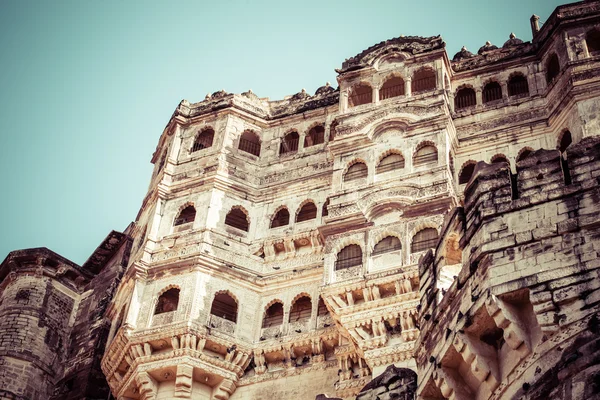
296, 202, 317, 222
380, 76, 405, 100
377, 153, 405, 174
491, 155, 509, 165
516, 148, 533, 163
559, 130, 572, 153
587, 30, 600, 55
280, 131, 300, 155
238, 130, 261, 157
225, 207, 249, 232
289, 296, 312, 324
455, 87, 476, 110
372, 236, 402, 255
458, 162, 476, 185
411, 228, 439, 253
262, 302, 284, 328
304, 125, 325, 147
483, 82, 502, 103
336, 244, 363, 270
155, 288, 180, 315
191, 128, 214, 152
322, 199, 330, 217
349, 83, 372, 107
508, 74, 529, 97
413, 145, 438, 167
271, 208, 290, 228
174, 205, 196, 226
546, 54, 560, 84
210, 292, 238, 323
344, 162, 368, 182
412, 68, 436, 93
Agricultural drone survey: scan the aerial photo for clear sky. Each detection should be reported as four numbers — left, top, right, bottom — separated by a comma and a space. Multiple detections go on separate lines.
0, 0, 566, 265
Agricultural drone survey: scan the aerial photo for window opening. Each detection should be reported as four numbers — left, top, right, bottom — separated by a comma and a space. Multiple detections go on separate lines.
192, 128, 215, 152
296, 202, 317, 222
210, 293, 238, 322
372, 236, 402, 255
377, 153, 405, 174
336, 245, 363, 270
225, 208, 249, 232
411, 228, 439, 253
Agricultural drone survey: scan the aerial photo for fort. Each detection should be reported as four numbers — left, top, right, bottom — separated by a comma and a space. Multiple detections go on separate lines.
1, 1, 600, 399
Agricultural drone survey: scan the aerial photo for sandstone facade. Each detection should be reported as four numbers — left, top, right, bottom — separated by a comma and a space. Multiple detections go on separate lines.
1, 1, 600, 399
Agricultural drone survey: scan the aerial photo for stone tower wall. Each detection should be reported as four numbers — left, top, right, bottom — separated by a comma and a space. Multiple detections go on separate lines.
416, 136, 600, 400
0, 261, 80, 400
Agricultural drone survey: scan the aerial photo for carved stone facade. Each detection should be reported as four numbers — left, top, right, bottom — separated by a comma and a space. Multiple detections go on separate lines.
2, 1, 600, 399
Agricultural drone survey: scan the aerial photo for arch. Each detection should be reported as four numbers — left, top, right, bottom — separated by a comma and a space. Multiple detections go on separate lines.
412, 67, 436, 93
516, 146, 535, 163
458, 160, 477, 185
238, 130, 261, 157
483, 81, 502, 103
508, 73, 529, 97
587, 29, 600, 54
411, 228, 439, 253
154, 287, 180, 315
174, 204, 196, 226
348, 82, 372, 107
377, 151, 405, 174
271, 207, 290, 228
490, 154, 510, 166
322, 198, 330, 217
380, 75, 405, 100
413, 142, 438, 167
262, 300, 284, 328
336, 244, 363, 270
558, 130, 572, 153
344, 160, 368, 182
296, 201, 317, 222
191, 128, 215, 152
280, 130, 300, 155
210, 291, 238, 323
289, 294, 312, 323
546, 53, 560, 84
225, 206, 249, 232
372, 235, 402, 256
455, 86, 476, 110
304, 124, 325, 147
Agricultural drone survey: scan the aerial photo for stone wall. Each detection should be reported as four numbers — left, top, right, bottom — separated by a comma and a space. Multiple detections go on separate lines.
415, 136, 600, 399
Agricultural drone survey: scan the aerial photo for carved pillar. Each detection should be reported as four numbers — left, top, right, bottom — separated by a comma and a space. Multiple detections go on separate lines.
405, 78, 412, 97
340, 90, 349, 113
373, 86, 380, 105
475, 89, 483, 108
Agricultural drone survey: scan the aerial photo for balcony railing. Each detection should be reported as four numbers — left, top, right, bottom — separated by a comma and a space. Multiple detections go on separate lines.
151, 311, 176, 327
208, 314, 236, 335
349, 92, 371, 107
335, 265, 362, 282
261, 325, 282, 340
379, 84, 405, 100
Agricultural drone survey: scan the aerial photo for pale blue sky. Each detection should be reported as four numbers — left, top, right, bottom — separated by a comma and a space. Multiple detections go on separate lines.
0, 0, 565, 264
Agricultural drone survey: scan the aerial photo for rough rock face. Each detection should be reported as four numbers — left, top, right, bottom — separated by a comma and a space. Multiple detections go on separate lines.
355, 366, 417, 400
